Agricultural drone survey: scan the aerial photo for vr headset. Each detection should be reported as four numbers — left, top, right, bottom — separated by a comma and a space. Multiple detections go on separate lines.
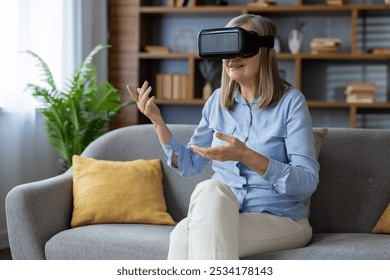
198, 27, 274, 59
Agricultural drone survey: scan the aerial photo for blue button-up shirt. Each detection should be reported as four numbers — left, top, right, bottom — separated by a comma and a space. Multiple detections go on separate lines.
162, 87, 319, 220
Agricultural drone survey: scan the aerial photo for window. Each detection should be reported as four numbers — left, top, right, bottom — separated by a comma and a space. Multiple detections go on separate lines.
0, 0, 76, 110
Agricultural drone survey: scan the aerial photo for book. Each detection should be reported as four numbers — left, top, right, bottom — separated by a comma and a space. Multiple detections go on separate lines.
175, 0, 184, 7
247, 0, 277, 7
311, 38, 341, 44
346, 95, 375, 103
156, 73, 166, 99
172, 74, 181, 100
326, 0, 347, 6
311, 47, 340, 54
144, 45, 170, 54
163, 74, 173, 99
310, 41, 339, 48
345, 82, 376, 92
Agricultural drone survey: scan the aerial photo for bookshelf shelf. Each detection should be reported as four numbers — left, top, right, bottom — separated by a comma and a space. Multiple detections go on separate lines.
139, 52, 390, 60
138, 52, 199, 59
140, 4, 390, 14
139, 4, 390, 11
108, 0, 390, 128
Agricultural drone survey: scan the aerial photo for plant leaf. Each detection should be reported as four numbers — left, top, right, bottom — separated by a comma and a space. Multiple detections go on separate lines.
22, 50, 57, 92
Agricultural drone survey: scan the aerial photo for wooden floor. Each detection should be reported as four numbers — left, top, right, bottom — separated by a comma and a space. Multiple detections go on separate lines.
0, 248, 12, 260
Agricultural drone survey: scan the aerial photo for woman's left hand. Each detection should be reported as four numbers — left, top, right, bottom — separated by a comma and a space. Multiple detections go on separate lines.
191, 132, 246, 162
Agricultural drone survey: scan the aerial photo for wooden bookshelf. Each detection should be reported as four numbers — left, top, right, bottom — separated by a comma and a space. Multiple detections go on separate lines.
109, 1, 390, 128
308, 101, 390, 128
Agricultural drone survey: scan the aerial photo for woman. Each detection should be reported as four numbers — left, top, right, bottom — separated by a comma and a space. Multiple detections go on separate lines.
127, 14, 319, 260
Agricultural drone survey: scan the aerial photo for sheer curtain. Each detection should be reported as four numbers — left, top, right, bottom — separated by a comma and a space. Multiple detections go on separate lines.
0, 0, 108, 249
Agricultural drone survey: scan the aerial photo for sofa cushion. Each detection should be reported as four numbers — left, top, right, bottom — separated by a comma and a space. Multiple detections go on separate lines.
45, 224, 173, 260
244, 233, 390, 260
71, 156, 175, 228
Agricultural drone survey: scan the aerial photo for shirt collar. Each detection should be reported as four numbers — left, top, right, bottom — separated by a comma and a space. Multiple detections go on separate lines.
233, 89, 259, 106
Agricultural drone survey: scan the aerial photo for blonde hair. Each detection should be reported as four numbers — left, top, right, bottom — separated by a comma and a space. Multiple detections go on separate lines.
220, 14, 290, 110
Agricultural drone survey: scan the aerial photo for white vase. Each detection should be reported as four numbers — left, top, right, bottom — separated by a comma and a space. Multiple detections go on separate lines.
288, 28, 303, 54
274, 36, 281, 53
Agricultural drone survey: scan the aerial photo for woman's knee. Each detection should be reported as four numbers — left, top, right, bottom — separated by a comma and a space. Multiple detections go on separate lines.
191, 179, 236, 201
189, 179, 240, 215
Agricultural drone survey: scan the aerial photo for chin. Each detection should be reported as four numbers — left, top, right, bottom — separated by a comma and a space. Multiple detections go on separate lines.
228, 74, 243, 83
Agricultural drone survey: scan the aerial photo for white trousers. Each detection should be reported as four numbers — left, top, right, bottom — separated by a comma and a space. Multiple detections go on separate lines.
167, 179, 312, 260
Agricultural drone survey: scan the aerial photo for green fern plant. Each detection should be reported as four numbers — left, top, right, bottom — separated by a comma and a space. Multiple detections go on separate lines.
24, 44, 130, 169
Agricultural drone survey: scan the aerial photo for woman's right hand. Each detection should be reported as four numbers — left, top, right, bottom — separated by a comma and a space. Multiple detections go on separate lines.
126, 81, 163, 125
126, 81, 175, 163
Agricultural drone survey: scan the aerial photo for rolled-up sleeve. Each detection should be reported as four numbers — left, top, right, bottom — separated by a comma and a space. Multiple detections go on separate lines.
161, 97, 216, 177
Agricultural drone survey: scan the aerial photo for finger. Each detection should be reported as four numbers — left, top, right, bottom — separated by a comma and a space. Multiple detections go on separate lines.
216, 132, 234, 143
139, 81, 149, 96
191, 144, 199, 152
145, 95, 156, 110
191, 145, 216, 160
191, 145, 204, 155
139, 86, 153, 109
126, 85, 139, 102
147, 95, 156, 104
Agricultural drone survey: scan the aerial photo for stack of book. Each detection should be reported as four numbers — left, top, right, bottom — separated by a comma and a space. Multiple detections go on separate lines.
326, 0, 347, 6
247, 0, 277, 7
168, 0, 191, 7
345, 82, 376, 103
156, 73, 190, 100
310, 38, 341, 54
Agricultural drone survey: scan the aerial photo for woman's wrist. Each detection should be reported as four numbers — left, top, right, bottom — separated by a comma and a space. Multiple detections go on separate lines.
153, 119, 171, 145
241, 146, 269, 176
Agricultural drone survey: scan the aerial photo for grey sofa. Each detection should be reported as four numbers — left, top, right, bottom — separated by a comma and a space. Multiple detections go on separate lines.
6, 124, 390, 260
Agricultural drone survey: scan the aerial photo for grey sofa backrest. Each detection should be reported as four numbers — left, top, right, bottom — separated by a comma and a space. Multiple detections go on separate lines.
310, 128, 390, 234
82, 124, 390, 233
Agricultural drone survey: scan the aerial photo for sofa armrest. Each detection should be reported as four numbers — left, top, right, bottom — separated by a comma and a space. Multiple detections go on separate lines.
5, 171, 73, 259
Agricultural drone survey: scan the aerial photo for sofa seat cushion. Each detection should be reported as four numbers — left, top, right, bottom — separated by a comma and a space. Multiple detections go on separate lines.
244, 233, 390, 260
45, 224, 174, 260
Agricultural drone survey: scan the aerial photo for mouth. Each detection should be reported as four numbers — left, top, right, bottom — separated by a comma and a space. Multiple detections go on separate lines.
228, 64, 244, 69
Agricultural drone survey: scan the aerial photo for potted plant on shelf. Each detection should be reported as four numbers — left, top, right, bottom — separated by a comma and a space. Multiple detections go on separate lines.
24, 44, 131, 170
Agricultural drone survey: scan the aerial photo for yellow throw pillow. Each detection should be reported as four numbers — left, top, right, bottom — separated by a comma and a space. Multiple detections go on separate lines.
372, 203, 390, 234
71, 155, 175, 228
